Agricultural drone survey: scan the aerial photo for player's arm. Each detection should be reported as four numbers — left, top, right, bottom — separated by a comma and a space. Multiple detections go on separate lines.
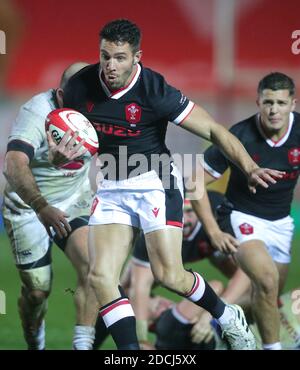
181, 105, 284, 192
3, 148, 71, 238
190, 170, 239, 254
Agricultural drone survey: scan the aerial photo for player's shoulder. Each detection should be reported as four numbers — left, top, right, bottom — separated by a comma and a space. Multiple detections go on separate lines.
292, 111, 300, 127
229, 114, 258, 139
67, 63, 98, 87
20, 89, 57, 117
142, 65, 165, 82
141, 65, 171, 95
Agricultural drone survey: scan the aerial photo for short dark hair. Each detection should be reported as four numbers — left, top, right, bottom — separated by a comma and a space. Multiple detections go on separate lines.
257, 72, 296, 96
99, 19, 141, 53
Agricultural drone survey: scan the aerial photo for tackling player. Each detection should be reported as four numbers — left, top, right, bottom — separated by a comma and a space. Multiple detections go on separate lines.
2, 62, 98, 350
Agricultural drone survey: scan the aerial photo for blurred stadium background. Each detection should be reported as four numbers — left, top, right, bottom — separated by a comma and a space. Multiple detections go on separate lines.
0, 0, 299, 349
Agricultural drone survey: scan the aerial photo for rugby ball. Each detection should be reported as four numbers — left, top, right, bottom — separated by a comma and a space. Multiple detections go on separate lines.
45, 108, 99, 158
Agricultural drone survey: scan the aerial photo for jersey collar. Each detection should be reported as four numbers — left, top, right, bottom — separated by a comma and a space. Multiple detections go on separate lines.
99, 63, 141, 100
256, 112, 294, 147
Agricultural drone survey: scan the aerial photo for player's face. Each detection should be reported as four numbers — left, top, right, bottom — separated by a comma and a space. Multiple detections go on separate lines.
257, 89, 296, 134
183, 204, 198, 238
100, 39, 141, 91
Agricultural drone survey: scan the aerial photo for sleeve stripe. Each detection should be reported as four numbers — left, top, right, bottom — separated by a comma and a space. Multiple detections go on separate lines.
203, 161, 222, 179
7, 140, 35, 161
172, 101, 195, 125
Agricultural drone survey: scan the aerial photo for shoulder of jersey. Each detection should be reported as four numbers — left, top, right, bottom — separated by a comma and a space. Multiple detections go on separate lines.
67, 63, 98, 86
293, 111, 300, 125
22, 89, 56, 114
141, 66, 166, 94
229, 114, 257, 138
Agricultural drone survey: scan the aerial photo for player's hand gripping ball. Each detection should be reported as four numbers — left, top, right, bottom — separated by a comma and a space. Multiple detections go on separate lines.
45, 108, 99, 159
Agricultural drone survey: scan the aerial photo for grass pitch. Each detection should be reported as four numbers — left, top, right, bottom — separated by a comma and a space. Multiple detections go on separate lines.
0, 231, 299, 350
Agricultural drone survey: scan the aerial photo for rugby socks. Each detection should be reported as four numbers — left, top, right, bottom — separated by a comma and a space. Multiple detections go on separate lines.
263, 342, 282, 350
185, 272, 226, 319
19, 294, 48, 350
73, 325, 95, 350
26, 320, 45, 350
93, 316, 109, 350
100, 297, 140, 350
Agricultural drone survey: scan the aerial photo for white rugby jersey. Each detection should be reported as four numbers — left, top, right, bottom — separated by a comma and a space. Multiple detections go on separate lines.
4, 89, 92, 211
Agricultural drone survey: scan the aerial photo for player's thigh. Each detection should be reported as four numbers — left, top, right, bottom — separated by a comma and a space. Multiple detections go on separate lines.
236, 240, 279, 284
145, 227, 183, 275
89, 224, 137, 279
3, 209, 51, 266
3, 209, 53, 293
64, 225, 89, 276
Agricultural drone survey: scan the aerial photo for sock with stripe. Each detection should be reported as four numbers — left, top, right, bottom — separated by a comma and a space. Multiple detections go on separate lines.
93, 316, 109, 350
100, 297, 140, 350
185, 271, 226, 319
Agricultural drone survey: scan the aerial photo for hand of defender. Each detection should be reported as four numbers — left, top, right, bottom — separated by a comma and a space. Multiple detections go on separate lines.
190, 311, 214, 344
248, 168, 285, 194
37, 205, 71, 239
209, 230, 239, 254
47, 129, 88, 166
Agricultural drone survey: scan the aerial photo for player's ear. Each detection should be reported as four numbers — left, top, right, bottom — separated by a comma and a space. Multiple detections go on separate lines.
56, 88, 64, 108
134, 50, 142, 65
256, 96, 260, 108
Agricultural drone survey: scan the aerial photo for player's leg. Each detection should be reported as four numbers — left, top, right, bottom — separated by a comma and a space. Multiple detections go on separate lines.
58, 223, 99, 350
3, 211, 52, 350
235, 240, 281, 349
230, 211, 294, 349
275, 262, 289, 295
145, 228, 255, 349
18, 263, 51, 350
88, 224, 140, 349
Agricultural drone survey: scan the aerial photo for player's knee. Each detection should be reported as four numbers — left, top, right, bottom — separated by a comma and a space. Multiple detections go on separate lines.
19, 265, 52, 296
26, 289, 49, 306
255, 269, 279, 296
75, 262, 90, 286
88, 268, 116, 291
155, 269, 185, 293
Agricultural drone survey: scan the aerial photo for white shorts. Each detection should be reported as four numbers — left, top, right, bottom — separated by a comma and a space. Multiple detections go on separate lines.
230, 210, 294, 263
89, 165, 184, 234
3, 186, 93, 266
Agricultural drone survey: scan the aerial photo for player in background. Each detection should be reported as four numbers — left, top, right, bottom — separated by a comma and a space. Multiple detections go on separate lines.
153, 286, 300, 350
190, 72, 299, 350
2, 62, 99, 350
